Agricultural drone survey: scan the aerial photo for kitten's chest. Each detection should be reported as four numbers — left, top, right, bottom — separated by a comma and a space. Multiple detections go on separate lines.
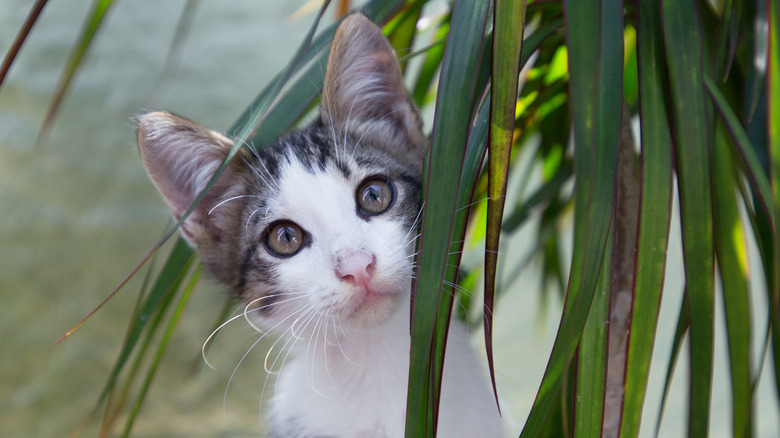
271, 324, 411, 437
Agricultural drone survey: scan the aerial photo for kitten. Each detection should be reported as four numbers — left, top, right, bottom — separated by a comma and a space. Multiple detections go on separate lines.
136, 13, 502, 438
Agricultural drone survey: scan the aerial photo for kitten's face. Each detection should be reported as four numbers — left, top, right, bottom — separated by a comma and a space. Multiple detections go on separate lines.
238, 131, 422, 329
136, 14, 427, 331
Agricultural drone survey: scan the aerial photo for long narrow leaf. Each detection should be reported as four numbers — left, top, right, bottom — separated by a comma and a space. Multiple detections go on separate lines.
574, 0, 625, 434
121, 267, 201, 438
485, 0, 526, 408
103, 261, 190, 436
705, 75, 775, 226
95, 238, 195, 407
520, 0, 622, 434
619, 0, 674, 435
38, 0, 115, 145
661, 1, 715, 435
406, 0, 491, 435
574, 230, 612, 437
711, 124, 754, 438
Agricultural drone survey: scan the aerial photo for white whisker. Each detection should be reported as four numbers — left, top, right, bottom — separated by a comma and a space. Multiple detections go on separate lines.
202, 312, 247, 370
209, 194, 261, 215
334, 320, 360, 367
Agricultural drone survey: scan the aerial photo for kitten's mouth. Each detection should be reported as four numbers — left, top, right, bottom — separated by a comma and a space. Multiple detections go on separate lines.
352, 288, 386, 311
344, 286, 399, 326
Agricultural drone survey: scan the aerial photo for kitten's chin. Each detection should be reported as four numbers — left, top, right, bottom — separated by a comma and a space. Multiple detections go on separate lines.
341, 287, 404, 328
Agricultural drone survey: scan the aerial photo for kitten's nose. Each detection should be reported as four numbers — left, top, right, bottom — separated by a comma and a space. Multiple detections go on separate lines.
336, 250, 376, 288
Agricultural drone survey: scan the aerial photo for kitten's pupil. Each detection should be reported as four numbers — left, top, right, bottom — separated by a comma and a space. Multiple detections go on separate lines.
266, 221, 305, 257
357, 178, 394, 216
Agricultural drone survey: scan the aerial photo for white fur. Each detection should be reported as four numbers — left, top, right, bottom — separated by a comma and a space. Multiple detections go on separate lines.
247, 156, 503, 437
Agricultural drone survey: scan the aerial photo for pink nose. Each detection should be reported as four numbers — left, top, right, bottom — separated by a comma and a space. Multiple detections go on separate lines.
336, 251, 376, 288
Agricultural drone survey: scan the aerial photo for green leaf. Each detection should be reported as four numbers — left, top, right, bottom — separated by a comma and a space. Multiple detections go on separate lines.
121, 266, 201, 438
711, 123, 754, 438
705, 74, 775, 226
706, 73, 773, 434
386, 1, 423, 73
38, 0, 115, 144
406, 0, 491, 435
619, 0, 674, 435
520, 0, 622, 435
661, 0, 715, 435
485, 0, 527, 409
96, 237, 195, 408
574, 230, 612, 437
411, 19, 448, 106
712, 0, 740, 82
623, 25, 638, 109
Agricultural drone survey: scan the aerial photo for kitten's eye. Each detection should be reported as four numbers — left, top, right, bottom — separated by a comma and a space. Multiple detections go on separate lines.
357, 177, 394, 216
265, 221, 306, 257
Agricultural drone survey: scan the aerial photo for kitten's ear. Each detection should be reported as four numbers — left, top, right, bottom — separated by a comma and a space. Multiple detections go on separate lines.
321, 14, 427, 166
136, 111, 247, 250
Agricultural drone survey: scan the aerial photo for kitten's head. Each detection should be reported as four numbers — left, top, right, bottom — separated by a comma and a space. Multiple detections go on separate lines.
136, 14, 426, 330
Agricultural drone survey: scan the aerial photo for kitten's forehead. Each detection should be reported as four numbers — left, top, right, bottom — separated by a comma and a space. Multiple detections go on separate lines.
275, 155, 357, 219
242, 126, 422, 237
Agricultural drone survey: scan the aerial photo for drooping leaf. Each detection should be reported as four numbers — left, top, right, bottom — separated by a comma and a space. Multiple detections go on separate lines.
38, 0, 116, 145
574, 230, 612, 437
406, 0, 491, 435
484, 0, 527, 409
519, 0, 622, 435
619, 0, 674, 435
711, 123, 754, 438
661, 0, 715, 435
95, 237, 195, 408
121, 266, 201, 438
705, 75, 775, 227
